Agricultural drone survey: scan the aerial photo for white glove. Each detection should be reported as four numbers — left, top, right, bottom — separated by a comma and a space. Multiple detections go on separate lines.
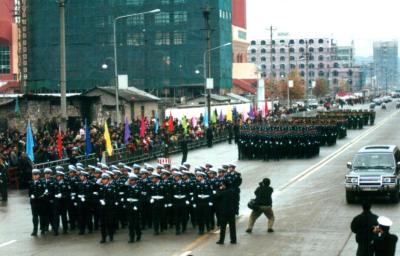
30, 195, 35, 199
55, 193, 62, 198
115, 202, 119, 206
93, 192, 98, 195
209, 202, 213, 206
168, 203, 172, 207
150, 199, 154, 204
121, 198, 124, 202
193, 204, 197, 208
213, 190, 216, 195
134, 206, 138, 211
71, 196, 75, 200
81, 198, 85, 202
100, 199, 105, 206
74, 202, 77, 206
185, 200, 190, 205
164, 204, 168, 208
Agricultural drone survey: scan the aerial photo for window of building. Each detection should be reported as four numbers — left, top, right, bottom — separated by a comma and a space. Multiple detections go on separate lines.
300, 71, 305, 77
318, 63, 324, 69
280, 64, 285, 69
309, 71, 315, 77
155, 12, 170, 25
318, 47, 324, 52
332, 70, 338, 77
173, 11, 187, 24
290, 64, 296, 69
333, 78, 338, 85
272, 56, 276, 61
333, 62, 339, 68
318, 39, 324, 44
261, 48, 266, 54
0, 44, 10, 74
280, 48, 285, 53
309, 39, 314, 44
279, 39, 285, 44
271, 48, 276, 54
289, 39, 295, 44
173, 31, 186, 45
260, 40, 266, 45
271, 40, 275, 45
261, 64, 266, 70
251, 40, 256, 45
309, 47, 314, 52
251, 57, 256, 62
289, 47, 295, 53
309, 63, 315, 69
300, 63, 305, 69
272, 64, 276, 69
299, 47, 305, 53
280, 56, 285, 62
309, 55, 314, 61
280, 72, 286, 77
126, 32, 144, 46
251, 49, 256, 54
126, 14, 144, 25
299, 39, 305, 44
261, 57, 266, 62
318, 55, 324, 61
155, 32, 170, 45
319, 71, 325, 77
290, 56, 295, 61
126, 0, 144, 5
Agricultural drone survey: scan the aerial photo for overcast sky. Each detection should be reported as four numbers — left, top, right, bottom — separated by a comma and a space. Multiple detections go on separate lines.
247, 0, 399, 57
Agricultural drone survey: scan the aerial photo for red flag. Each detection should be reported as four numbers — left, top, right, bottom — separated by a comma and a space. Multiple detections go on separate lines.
168, 111, 174, 133
264, 101, 269, 117
57, 127, 63, 159
140, 116, 145, 138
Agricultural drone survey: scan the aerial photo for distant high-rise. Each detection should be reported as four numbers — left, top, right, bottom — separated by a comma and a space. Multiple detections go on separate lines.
373, 41, 398, 92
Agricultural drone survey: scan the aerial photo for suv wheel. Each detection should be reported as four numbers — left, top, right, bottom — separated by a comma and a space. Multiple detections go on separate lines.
390, 191, 399, 204
346, 191, 356, 204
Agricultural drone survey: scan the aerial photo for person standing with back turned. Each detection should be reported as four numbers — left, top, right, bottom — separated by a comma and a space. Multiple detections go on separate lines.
246, 178, 274, 234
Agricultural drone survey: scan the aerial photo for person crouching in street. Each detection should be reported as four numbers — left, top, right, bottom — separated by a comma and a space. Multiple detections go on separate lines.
246, 178, 274, 234
215, 181, 237, 245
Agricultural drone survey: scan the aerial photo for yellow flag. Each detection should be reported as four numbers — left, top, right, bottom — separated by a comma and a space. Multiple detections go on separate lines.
226, 105, 233, 122
104, 122, 113, 156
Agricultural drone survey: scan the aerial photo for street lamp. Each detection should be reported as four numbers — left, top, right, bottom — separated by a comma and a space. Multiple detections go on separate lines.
113, 8, 160, 125
203, 42, 231, 125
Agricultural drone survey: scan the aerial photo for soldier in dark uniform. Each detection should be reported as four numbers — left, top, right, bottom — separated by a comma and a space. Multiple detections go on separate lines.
183, 169, 196, 229
148, 172, 167, 235
91, 167, 102, 231
372, 216, 398, 256
52, 168, 69, 235
42, 168, 55, 234
67, 165, 79, 231
29, 169, 46, 236
125, 173, 142, 243
194, 171, 212, 235
76, 171, 94, 235
139, 168, 152, 230
161, 169, 173, 230
207, 169, 219, 229
99, 173, 117, 243
215, 181, 237, 245
0, 156, 8, 202
171, 171, 189, 235
226, 164, 242, 215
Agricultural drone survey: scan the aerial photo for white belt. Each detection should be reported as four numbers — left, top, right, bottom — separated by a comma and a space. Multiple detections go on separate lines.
198, 194, 210, 199
152, 196, 164, 200
174, 195, 186, 199
126, 198, 139, 202
78, 195, 85, 198
119, 192, 124, 195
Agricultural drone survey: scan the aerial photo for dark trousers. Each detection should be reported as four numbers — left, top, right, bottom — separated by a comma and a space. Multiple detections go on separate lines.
31, 201, 43, 233
141, 202, 152, 229
68, 200, 78, 230
181, 151, 188, 165
151, 200, 165, 233
219, 215, 236, 243
0, 183, 7, 201
52, 199, 68, 233
356, 243, 374, 256
100, 207, 114, 241
196, 201, 211, 234
173, 201, 188, 233
127, 207, 141, 241
78, 202, 93, 233
42, 200, 53, 231
92, 202, 100, 230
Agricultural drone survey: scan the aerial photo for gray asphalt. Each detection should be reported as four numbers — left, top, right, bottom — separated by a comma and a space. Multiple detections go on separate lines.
0, 103, 398, 256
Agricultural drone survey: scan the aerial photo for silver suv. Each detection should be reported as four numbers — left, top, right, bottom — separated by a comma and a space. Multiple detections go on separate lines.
345, 145, 400, 203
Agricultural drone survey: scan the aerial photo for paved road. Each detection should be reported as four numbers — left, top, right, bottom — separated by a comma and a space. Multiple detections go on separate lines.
0, 103, 398, 256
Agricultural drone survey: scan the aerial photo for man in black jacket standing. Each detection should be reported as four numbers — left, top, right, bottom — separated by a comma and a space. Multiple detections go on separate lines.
246, 178, 274, 233
216, 181, 237, 245
350, 202, 378, 256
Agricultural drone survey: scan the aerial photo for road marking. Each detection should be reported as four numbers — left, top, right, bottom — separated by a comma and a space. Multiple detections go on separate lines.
178, 251, 193, 256
279, 109, 399, 192
0, 240, 17, 248
337, 231, 353, 256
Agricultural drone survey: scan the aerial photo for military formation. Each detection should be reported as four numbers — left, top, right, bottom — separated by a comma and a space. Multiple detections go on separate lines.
28, 161, 242, 243
238, 109, 376, 161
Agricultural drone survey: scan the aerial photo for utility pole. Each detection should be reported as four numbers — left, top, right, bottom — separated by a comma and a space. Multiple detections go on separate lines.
304, 39, 309, 108
59, 0, 68, 129
203, 5, 213, 125
268, 26, 276, 101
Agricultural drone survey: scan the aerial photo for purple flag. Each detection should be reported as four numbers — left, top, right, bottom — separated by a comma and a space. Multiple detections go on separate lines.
249, 105, 255, 120
124, 117, 131, 144
218, 110, 224, 123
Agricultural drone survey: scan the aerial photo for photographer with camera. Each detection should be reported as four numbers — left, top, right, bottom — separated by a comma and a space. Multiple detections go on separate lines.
246, 178, 274, 234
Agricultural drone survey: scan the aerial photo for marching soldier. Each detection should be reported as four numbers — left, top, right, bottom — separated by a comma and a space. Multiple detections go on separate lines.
67, 165, 79, 231
29, 169, 46, 236
125, 173, 142, 243
171, 171, 189, 235
99, 173, 117, 243
194, 171, 213, 235
91, 167, 102, 231
77, 171, 94, 235
42, 168, 55, 234
148, 172, 167, 235
52, 168, 69, 235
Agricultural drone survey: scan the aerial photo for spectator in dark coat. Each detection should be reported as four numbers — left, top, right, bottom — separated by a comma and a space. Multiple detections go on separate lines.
215, 181, 237, 245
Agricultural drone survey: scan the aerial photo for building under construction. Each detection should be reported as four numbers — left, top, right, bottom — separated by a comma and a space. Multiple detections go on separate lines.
25, 0, 233, 97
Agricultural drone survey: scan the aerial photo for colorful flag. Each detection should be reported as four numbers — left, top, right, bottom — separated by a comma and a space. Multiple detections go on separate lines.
203, 110, 209, 127
232, 107, 238, 120
154, 112, 159, 134
104, 122, 113, 156
242, 108, 248, 121
218, 110, 224, 123
168, 111, 174, 133
226, 105, 233, 122
211, 109, 217, 124
264, 101, 269, 117
15, 97, 20, 115
57, 126, 63, 159
124, 117, 131, 144
249, 105, 255, 120
191, 117, 197, 127
139, 116, 145, 138
182, 115, 188, 134
25, 121, 35, 162
85, 119, 92, 155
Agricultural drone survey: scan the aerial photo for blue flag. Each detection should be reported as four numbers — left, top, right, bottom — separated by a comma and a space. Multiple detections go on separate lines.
25, 121, 35, 162
85, 119, 92, 155
15, 97, 20, 115
154, 112, 159, 134
203, 110, 209, 127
